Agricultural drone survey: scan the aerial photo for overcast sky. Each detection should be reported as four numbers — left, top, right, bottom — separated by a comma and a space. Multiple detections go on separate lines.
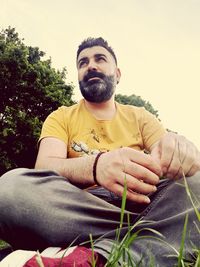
1, 0, 200, 148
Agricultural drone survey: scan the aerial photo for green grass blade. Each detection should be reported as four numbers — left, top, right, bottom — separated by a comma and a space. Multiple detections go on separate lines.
194, 221, 200, 235
194, 250, 200, 267
120, 175, 127, 229
178, 214, 189, 267
59, 235, 80, 267
89, 234, 96, 267
182, 172, 200, 222
116, 175, 127, 244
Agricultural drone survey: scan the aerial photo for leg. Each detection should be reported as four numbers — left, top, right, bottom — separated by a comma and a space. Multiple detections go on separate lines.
94, 174, 200, 266
0, 168, 199, 266
0, 168, 138, 250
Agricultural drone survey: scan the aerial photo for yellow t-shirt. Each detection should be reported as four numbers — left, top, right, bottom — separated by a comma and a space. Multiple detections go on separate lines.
39, 99, 166, 158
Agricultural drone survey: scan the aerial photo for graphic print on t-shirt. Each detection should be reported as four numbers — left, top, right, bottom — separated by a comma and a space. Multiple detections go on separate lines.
70, 126, 110, 157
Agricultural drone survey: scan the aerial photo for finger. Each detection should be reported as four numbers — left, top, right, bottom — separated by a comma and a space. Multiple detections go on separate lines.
181, 144, 197, 176
187, 163, 200, 177
112, 183, 151, 204
124, 148, 162, 177
177, 138, 187, 165
160, 133, 177, 174
126, 175, 157, 195
166, 141, 182, 178
118, 173, 157, 195
165, 138, 197, 178
124, 161, 160, 185
150, 144, 161, 168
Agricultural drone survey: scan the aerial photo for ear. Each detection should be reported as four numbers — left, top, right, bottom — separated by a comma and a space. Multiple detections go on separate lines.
116, 68, 121, 84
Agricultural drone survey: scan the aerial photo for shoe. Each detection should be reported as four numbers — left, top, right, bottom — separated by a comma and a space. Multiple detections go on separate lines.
0, 246, 13, 261
24, 246, 105, 267
1, 246, 106, 266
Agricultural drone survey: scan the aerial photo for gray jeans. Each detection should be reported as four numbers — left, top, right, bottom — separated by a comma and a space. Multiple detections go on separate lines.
0, 168, 199, 266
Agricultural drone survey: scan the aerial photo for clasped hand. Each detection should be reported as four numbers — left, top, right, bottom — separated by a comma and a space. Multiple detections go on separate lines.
151, 132, 200, 179
96, 133, 200, 203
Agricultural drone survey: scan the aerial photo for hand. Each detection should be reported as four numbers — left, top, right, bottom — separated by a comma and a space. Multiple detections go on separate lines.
96, 147, 162, 204
151, 132, 200, 179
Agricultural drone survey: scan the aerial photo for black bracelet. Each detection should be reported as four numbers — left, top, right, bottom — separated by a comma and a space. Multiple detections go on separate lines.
93, 152, 105, 185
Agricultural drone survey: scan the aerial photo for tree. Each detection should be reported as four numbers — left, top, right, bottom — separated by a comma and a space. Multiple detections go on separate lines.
115, 93, 159, 117
0, 27, 75, 175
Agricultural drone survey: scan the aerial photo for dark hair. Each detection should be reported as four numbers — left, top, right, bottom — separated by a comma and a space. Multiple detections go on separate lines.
77, 37, 117, 64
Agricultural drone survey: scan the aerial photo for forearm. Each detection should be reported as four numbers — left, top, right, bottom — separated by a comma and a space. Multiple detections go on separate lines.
35, 155, 96, 186
36, 138, 162, 203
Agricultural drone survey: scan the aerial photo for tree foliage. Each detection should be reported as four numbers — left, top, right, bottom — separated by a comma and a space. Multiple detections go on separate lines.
115, 93, 159, 117
0, 27, 74, 175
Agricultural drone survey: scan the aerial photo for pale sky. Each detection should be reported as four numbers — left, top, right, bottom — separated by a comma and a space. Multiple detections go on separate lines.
1, 0, 200, 148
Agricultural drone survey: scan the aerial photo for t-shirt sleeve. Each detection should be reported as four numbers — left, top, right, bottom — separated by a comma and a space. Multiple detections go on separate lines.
39, 107, 68, 145
139, 108, 166, 151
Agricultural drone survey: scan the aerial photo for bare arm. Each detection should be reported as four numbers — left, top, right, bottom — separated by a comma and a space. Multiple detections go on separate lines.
35, 137, 163, 204
35, 137, 96, 186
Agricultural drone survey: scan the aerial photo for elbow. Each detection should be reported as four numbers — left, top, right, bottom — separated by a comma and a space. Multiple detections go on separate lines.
34, 158, 46, 170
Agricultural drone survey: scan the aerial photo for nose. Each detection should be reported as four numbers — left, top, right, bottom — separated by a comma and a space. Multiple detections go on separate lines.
87, 59, 98, 72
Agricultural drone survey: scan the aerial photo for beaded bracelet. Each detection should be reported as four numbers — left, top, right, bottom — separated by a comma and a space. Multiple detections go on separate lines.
93, 152, 105, 185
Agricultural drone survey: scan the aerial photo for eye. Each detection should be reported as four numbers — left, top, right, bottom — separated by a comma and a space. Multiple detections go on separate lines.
79, 61, 86, 68
96, 56, 106, 62
78, 59, 88, 68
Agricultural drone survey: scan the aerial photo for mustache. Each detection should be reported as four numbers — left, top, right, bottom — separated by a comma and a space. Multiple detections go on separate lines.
83, 71, 106, 83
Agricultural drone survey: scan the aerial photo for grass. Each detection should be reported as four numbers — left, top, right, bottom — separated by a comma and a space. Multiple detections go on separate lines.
88, 173, 200, 267
0, 239, 9, 249
102, 178, 163, 266
177, 214, 189, 267
0, 173, 199, 266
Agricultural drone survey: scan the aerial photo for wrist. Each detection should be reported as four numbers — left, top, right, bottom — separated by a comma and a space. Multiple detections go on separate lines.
93, 152, 105, 185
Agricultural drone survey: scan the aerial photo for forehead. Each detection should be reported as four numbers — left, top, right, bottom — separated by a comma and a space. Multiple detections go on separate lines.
77, 46, 114, 62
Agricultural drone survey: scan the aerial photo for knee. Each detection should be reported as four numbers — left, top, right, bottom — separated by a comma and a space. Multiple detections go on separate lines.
0, 168, 61, 215
0, 168, 29, 191
0, 168, 30, 211
0, 168, 46, 218
1, 168, 29, 178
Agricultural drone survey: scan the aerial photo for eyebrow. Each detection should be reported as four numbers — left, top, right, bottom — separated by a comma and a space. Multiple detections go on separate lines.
94, 53, 107, 59
77, 53, 107, 66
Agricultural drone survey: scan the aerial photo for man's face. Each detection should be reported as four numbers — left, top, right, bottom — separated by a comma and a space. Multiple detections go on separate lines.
77, 46, 121, 103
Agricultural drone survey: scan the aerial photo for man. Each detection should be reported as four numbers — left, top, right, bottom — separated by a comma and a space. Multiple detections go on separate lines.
0, 37, 199, 266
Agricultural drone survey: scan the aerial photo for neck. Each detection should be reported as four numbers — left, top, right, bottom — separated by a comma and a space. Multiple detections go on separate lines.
84, 97, 116, 120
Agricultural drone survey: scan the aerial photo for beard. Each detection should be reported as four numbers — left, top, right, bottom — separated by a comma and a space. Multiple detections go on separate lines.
79, 71, 116, 103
